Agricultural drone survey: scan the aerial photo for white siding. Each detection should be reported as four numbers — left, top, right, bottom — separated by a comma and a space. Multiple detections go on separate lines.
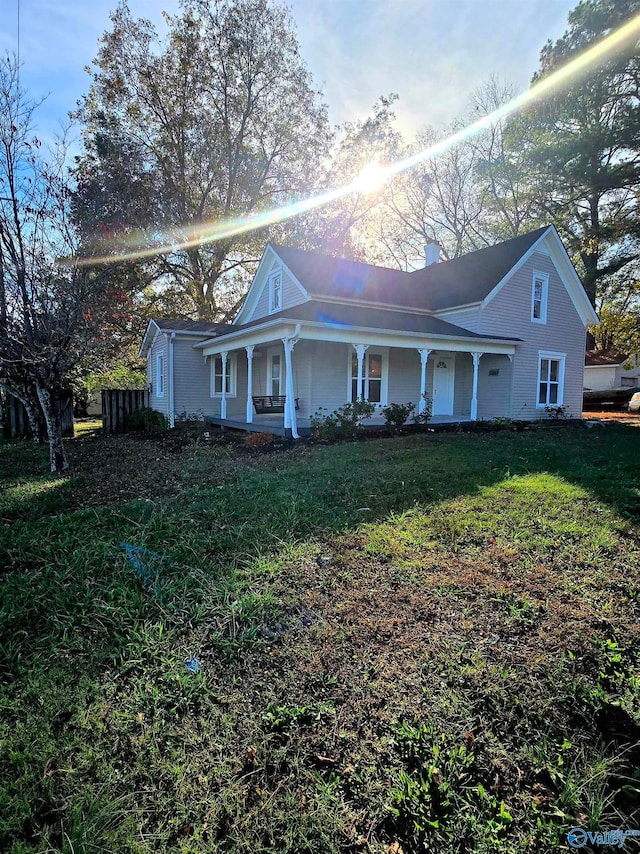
309, 342, 350, 416
480, 251, 586, 419
433, 306, 481, 333
148, 332, 169, 417
584, 363, 640, 390
453, 353, 472, 417
476, 354, 513, 420
173, 338, 218, 419
583, 365, 617, 391
387, 349, 422, 409
249, 257, 307, 321
195, 341, 313, 422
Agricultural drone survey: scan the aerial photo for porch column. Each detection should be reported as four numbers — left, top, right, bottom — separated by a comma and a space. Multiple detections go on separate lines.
353, 344, 368, 399
282, 336, 299, 439
470, 352, 483, 421
220, 350, 228, 420
246, 345, 254, 423
417, 349, 432, 414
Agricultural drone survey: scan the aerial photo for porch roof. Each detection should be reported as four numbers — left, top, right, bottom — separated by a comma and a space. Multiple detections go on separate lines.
194, 299, 520, 357
238, 300, 519, 339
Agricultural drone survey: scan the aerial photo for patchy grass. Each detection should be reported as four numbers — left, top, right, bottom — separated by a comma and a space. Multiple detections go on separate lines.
0, 422, 639, 852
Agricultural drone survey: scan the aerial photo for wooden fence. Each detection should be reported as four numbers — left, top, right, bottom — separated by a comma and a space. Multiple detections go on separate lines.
102, 389, 149, 433
1, 390, 74, 440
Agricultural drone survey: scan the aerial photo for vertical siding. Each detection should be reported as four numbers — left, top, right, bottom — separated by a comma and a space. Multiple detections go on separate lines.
433, 306, 481, 333
249, 257, 307, 321
148, 333, 169, 417
479, 251, 586, 419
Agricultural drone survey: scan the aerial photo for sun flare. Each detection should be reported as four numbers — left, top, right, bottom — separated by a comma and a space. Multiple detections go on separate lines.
354, 160, 387, 194
67, 10, 640, 268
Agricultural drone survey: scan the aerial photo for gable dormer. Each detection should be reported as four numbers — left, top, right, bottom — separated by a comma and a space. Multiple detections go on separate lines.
234, 245, 310, 325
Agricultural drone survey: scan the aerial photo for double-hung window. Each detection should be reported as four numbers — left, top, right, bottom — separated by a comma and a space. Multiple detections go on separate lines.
531, 272, 549, 323
350, 350, 386, 404
211, 354, 237, 397
156, 353, 165, 397
537, 351, 565, 407
269, 272, 282, 313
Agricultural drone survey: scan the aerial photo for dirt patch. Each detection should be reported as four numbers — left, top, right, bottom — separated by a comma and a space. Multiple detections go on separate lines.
64, 423, 306, 507
583, 410, 640, 426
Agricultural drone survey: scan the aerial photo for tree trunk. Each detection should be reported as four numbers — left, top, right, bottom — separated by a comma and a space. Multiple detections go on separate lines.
10, 384, 48, 442
36, 384, 69, 473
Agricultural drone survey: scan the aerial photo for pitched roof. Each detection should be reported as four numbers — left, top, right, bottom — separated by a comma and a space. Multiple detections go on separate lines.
585, 349, 629, 367
152, 317, 232, 335
215, 299, 520, 342
408, 226, 551, 310
271, 226, 551, 312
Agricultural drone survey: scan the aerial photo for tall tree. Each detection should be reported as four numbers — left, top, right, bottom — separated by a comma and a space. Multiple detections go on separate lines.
75, 0, 331, 320
471, 77, 543, 243
510, 0, 640, 306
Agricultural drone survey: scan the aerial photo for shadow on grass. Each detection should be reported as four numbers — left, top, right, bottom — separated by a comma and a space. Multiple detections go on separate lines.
0, 422, 639, 852
1, 422, 638, 674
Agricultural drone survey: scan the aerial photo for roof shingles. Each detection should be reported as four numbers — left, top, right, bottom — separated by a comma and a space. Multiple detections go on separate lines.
271, 226, 550, 312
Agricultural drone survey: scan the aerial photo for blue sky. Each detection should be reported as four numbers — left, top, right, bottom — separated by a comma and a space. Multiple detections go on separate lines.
0, 0, 577, 142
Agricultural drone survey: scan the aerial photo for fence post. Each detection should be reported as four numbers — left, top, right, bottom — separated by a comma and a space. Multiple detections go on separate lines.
101, 389, 148, 433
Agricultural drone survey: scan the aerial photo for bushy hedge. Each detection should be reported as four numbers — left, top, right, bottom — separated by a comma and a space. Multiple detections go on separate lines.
124, 407, 169, 432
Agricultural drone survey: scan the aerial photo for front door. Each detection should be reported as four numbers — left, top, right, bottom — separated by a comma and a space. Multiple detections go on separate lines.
432, 354, 455, 416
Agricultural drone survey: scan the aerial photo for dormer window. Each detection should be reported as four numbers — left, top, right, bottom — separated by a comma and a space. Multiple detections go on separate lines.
532, 272, 548, 324
269, 272, 282, 313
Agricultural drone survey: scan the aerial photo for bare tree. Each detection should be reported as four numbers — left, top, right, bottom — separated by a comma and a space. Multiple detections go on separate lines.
0, 55, 117, 471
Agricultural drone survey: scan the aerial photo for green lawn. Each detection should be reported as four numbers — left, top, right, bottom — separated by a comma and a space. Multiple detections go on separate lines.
1, 423, 639, 852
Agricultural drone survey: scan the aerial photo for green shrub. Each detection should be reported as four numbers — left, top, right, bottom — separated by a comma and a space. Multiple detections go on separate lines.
412, 396, 433, 426
545, 405, 568, 420
311, 400, 375, 441
124, 407, 169, 432
334, 400, 375, 438
382, 401, 415, 431
310, 408, 339, 441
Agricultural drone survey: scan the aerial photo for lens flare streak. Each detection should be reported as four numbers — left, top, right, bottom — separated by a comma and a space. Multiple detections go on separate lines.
71, 13, 640, 267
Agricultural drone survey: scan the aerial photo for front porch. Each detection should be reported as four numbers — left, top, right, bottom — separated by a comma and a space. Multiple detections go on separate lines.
195, 323, 517, 439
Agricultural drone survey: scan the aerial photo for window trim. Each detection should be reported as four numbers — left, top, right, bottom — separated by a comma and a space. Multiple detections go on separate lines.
531, 271, 549, 324
269, 270, 283, 314
537, 350, 565, 408
156, 353, 165, 398
210, 353, 238, 398
347, 347, 389, 406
